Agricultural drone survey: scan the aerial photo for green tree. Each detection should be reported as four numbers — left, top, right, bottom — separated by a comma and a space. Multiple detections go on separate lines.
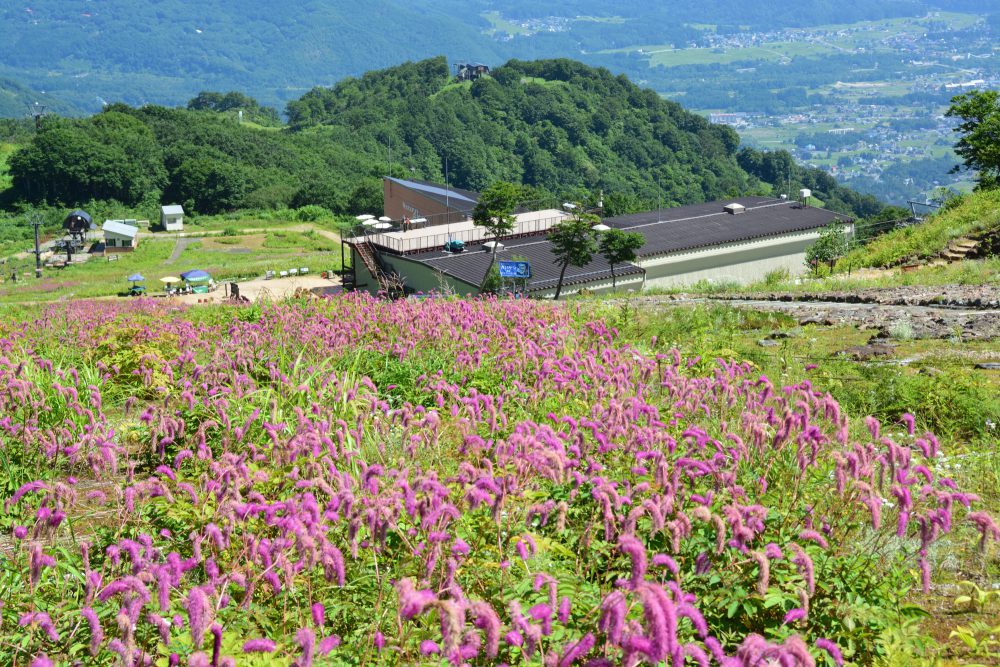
946, 90, 1000, 189
598, 228, 646, 290
549, 211, 599, 300
805, 223, 849, 275
472, 181, 519, 275
347, 179, 384, 216
168, 157, 249, 214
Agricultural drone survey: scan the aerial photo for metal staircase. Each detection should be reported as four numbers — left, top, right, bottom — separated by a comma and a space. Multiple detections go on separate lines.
354, 241, 397, 293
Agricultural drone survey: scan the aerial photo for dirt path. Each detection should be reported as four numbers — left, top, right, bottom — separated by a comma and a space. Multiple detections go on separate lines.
164, 273, 341, 305
164, 237, 193, 264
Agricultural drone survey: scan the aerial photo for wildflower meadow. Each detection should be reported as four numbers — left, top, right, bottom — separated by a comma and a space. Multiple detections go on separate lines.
0, 295, 996, 666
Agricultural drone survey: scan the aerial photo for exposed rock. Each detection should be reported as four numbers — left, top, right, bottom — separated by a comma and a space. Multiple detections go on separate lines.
838, 344, 895, 361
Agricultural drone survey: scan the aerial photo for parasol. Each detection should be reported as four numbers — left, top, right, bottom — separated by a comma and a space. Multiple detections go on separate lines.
180, 269, 211, 282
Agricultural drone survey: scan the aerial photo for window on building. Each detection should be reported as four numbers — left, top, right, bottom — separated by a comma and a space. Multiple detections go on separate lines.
106, 238, 116, 247
122, 240, 132, 247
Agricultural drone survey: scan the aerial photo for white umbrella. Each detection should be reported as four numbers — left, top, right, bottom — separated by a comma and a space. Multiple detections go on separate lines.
410, 217, 427, 225
356, 214, 375, 221
362, 219, 380, 227
483, 240, 504, 250
378, 216, 392, 223
373, 222, 392, 230
592, 223, 611, 231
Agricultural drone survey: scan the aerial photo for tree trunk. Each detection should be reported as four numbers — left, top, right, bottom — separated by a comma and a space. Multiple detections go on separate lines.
610, 262, 617, 290
553, 261, 569, 300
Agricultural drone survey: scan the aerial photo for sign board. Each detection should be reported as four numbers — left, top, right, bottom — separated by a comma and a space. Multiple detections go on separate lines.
498, 261, 531, 279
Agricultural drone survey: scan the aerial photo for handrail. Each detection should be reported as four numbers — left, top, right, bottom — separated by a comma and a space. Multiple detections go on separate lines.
348, 215, 565, 255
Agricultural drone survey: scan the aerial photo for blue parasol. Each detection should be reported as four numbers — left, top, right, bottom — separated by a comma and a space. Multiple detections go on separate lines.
127, 273, 145, 282
180, 269, 211, 281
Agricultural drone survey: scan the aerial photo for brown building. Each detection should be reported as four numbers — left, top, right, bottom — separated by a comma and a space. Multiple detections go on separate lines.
382, 177, 480, 227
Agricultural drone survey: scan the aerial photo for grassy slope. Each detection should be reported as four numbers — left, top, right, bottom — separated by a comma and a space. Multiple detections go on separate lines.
0, 223, 344, 303
843, 189, 1000, 269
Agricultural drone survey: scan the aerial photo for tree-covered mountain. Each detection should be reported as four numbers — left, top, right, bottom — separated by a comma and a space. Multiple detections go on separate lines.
0, 78, 78, 120
3, 58, 886, 220
0, 0, 955, 115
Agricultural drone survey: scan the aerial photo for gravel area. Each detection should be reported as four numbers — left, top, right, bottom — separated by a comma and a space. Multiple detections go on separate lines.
615, 285, 1000, 340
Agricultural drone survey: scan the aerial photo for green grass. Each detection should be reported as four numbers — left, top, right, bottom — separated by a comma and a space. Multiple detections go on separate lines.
0, 229, 344, 303
841, 188, 1000, 268
263, 230, 340, 252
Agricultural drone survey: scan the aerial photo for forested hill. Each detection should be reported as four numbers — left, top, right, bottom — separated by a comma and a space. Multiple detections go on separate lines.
0, 0, 961, 115
3, 57, 885, 220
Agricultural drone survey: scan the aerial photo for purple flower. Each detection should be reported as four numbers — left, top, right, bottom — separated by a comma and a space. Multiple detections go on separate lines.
296, 627, 316, 667
81, 607, 103, 655
783, 608, 807, 624
619, 535, 648, 588
242, 639, 277, 653
317, 634, 341, 656
311, 602, 325, 628
185, 587, 211, 648
558, 633, 595, 666
419, 639, 441, 656
816, 638, 844, 666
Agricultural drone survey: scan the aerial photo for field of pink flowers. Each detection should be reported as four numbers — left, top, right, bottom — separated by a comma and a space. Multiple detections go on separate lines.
0, 295, 996, 666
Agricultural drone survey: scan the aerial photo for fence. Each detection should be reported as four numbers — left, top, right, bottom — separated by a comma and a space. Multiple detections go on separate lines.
350, 214, 565, 255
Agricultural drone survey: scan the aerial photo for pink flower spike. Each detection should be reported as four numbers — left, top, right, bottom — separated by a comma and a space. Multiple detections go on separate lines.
816, 638, 844, 666
242, 639, 276, 653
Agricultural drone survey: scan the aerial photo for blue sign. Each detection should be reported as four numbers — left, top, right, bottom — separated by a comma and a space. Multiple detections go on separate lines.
498, 261, 531, 279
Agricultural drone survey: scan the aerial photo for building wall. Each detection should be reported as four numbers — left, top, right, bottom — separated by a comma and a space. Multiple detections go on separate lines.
104, 232, 138, 253
383, 181, 468, 226
639, 225, 853, 288
352, 250, 479, 296
352, 247, 645, 298
163, 214, 183, 231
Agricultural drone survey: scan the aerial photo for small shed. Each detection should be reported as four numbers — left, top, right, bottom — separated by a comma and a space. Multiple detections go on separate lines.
161, 204, 184, 231
102, 220, 140, 253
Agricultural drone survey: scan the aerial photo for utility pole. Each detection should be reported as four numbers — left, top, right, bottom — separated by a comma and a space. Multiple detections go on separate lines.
30, 213, 44, 278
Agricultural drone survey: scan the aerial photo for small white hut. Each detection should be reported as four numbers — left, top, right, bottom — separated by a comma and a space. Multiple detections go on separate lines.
102, 220, 140, 253
161, 204, 184, 231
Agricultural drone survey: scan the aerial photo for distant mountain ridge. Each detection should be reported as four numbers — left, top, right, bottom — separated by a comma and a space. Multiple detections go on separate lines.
0, 0, 974, 116
4, 57, 886, 223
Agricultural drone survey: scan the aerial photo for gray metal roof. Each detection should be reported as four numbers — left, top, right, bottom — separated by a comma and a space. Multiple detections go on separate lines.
386, 177, 480, 214
604, 197, 852, 258
161, 204, 184, 215
102, 220, 139, 238
406, 235, 644, 293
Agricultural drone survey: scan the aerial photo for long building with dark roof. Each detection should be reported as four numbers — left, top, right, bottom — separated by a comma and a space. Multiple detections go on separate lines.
603, 195, 853, 289
343, 179, 853, 297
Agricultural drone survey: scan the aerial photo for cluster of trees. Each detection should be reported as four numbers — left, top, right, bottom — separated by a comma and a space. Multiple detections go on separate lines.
186, 92, 281, 126
2, 57, 890, 222
947, 90, 1000, 190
